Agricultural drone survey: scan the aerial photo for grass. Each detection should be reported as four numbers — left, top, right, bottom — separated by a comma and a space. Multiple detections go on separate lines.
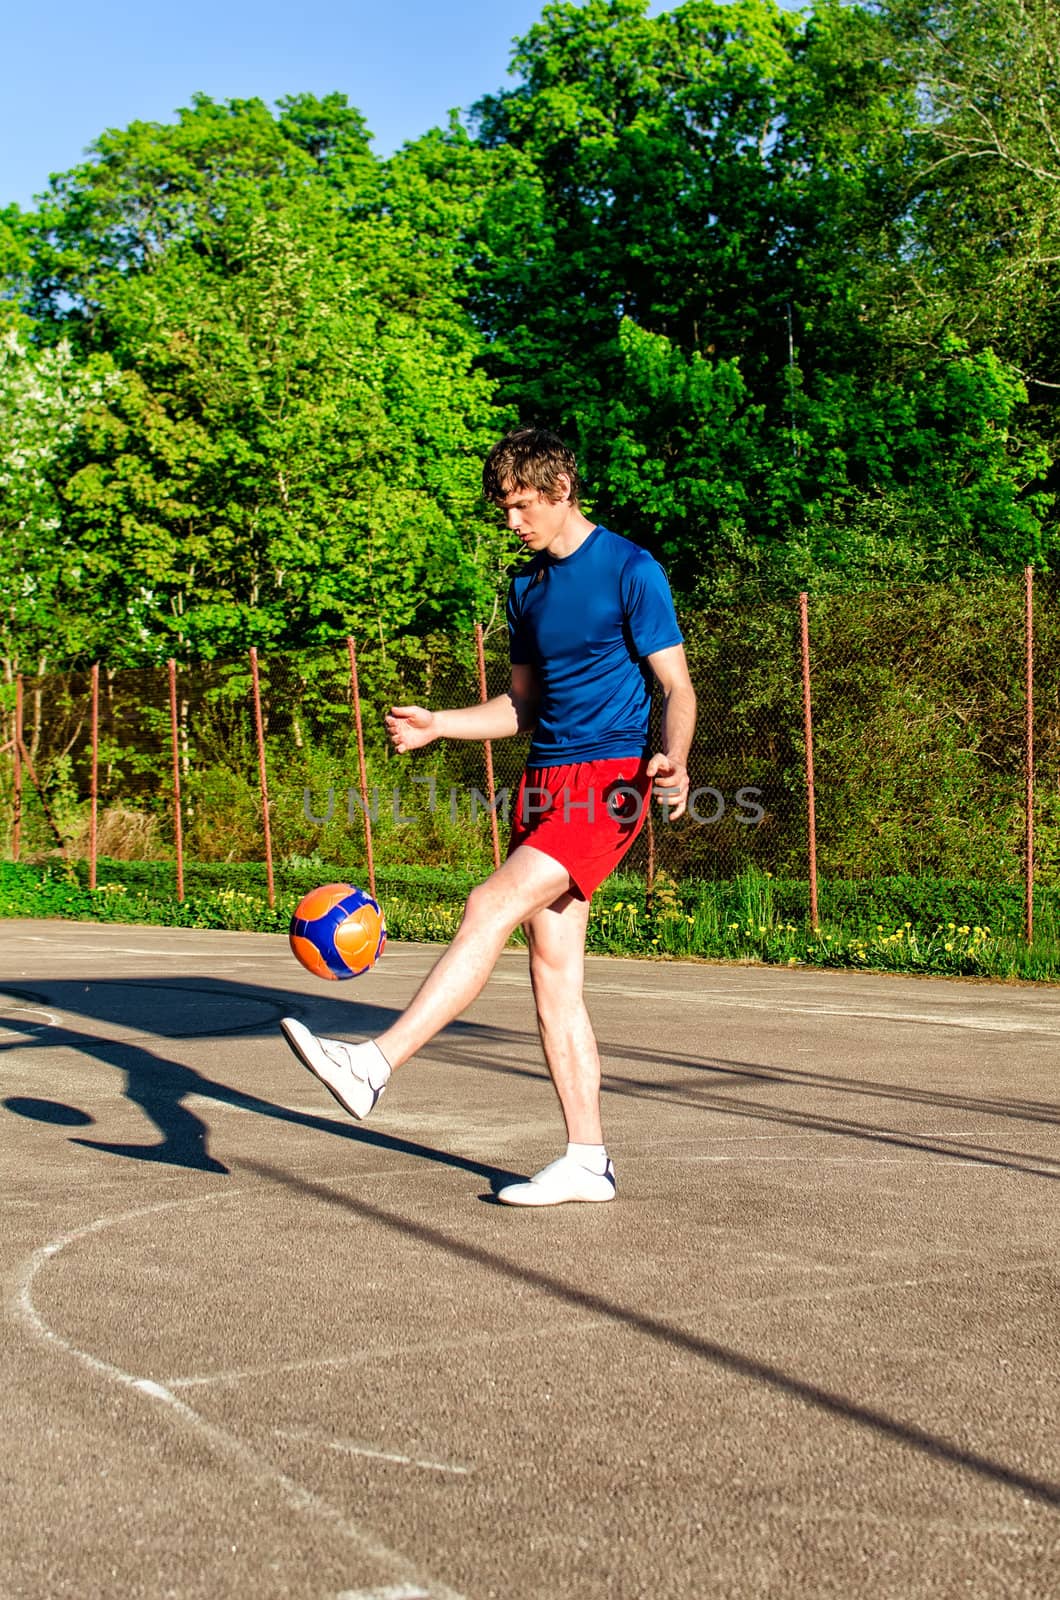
585, 872, 1056, 981
2, 858, 1058, 983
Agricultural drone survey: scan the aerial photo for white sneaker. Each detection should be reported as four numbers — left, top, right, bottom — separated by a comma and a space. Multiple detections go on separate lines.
280, 1017, 390, 1120
497, 1154, 617, 1207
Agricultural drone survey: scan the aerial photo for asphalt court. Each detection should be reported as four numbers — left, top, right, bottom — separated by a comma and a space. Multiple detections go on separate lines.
1, 917, 1058, 1600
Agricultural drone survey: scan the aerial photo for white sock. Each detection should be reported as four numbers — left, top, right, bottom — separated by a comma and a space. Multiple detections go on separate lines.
360, 1040, 392, 1092
566, 1141, 608, 1176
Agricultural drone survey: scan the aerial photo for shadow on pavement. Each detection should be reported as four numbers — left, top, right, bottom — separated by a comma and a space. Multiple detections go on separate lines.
3, 1096, 94, 1127
0, 977, 524, 1185
2, 975, 1058, 1182
244, 1156, 1060, 1511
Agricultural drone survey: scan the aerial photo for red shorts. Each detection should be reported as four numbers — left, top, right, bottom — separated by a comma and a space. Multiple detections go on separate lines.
508, 757, 651, 899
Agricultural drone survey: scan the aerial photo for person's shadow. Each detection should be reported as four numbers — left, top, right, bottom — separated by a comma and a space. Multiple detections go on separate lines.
0, 978, 524, 1189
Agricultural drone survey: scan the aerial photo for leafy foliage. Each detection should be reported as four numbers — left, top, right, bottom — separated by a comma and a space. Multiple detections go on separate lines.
467, 0, 1056, 588
2, 7, 1059, 671
5, 858, 1059, 980
9, 94, 514, 666
0, 333, 122, 669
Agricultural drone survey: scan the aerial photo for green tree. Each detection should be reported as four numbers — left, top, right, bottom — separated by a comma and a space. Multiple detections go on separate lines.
468, 0, 1054, 587
0, 208, 34, 336
21, 95, 513, 662
0, 333, 121, 672
472, 0, 798, 390
5, 6, 1058, 673
874, 0, 1060, 369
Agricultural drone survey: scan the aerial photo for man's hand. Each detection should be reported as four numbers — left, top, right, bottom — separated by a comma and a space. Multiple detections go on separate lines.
385, 705, 437, 754
646, 752, 690, 820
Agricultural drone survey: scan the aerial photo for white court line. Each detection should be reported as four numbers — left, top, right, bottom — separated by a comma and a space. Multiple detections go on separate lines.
639, 1130, 1051, 1145
5, 950, 152, 962
337, 1587, 430, 1600
764, 1502, 1026, 1538
277, 1428, 470, 1476
493, 973, 1060, 1040
7, 1194, 467, 1600
666, 1155, 1010, 1166
14, 932, 1060, 1037
168, 1316, 611, 1391
0, 1006, 60, 1027
8, 934, 422, 967
182, 1097, 380, 1118
13, 936, 253, 950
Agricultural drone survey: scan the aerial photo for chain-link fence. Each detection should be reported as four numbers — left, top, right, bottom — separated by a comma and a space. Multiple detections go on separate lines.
1, 574, 1049, 929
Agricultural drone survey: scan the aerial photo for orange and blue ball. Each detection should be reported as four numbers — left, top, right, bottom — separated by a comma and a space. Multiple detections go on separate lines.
289, 883, 387, 981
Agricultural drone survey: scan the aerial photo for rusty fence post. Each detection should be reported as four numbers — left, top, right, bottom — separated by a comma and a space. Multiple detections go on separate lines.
798, 593, 819, 931
248, 647, 275, 909
474, 623, 502, 872
645, 807, 656, 912
89, 663, 99, 891
346, 637, 377, 902
168, 659, 185, 903
12, 675, 23, 862
1025, 568, 1035, 946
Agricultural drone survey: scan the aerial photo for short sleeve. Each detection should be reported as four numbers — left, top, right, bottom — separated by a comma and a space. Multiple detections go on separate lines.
620, 551, 683, 659
506, 578, 533, 665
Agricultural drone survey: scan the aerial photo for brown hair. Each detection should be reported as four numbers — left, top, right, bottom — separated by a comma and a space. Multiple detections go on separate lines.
482, 427, 580, 507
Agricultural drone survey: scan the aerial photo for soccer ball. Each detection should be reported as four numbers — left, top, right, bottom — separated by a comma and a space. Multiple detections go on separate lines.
289, 883, 387, 980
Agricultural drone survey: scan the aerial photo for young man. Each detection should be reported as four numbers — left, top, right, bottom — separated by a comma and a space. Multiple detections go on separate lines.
280, 427, 696, 1205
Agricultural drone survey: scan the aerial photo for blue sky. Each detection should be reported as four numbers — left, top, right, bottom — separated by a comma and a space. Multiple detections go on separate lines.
3, 0, 803, 212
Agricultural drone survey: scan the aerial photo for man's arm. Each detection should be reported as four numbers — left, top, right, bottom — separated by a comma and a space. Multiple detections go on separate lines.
386, 663, 539, 753
644, 642, 697, 819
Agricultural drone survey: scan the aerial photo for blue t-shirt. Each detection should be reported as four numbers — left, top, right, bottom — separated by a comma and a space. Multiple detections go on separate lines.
506, 524, 683, 766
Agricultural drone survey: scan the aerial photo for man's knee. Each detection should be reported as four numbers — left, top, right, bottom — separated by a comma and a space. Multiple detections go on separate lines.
462, 878, 521, 937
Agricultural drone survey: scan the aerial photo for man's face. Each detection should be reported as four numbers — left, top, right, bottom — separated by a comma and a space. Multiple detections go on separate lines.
496, 480, 570, 553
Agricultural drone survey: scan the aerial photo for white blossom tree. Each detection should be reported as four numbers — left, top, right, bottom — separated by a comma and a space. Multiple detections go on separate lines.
0, 333, 121, 675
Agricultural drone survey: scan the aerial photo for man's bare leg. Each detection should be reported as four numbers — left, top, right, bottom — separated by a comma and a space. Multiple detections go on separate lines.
494, 890, 616, 1205
524, 891, 601, 1143
281, 846, 571, 1120
373, 845, 572, 1070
